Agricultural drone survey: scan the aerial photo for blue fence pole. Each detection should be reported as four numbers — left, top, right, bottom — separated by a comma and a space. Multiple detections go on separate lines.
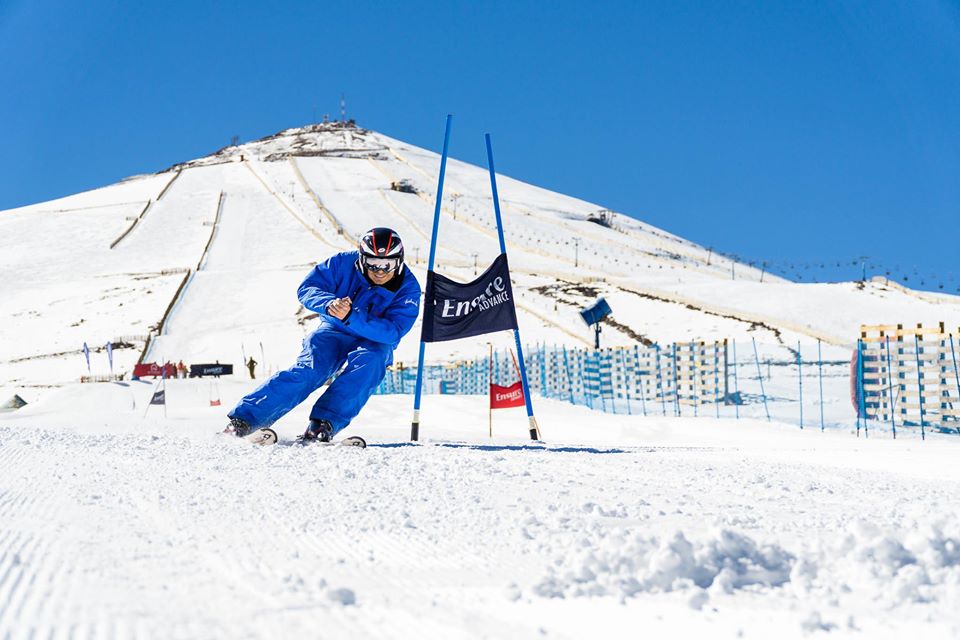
884, 335, 897, 439
581, 349, 590, 409
691, 342, 699, 418
950, 334, 960, 435
562, 346, 574, 404
592, 349, 600, 410
552, 345, 560, 400
539, 343, 548, 398
672, 343, 681, 417
635, 346, 648, 416
714, 342, 721, 419
655, 344, 667, 416
817, 339, 824, 431
411, 114, 452, 441
752, 338, 771, 422
856, 338, 867, 438
797, 341, 804, 429
732, 339, 740, 420
619, 348, 632, 416
914, 333, 925, 440
598, 350, 608, 413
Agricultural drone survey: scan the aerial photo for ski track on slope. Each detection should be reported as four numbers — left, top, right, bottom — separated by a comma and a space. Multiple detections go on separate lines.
2, 419, 960, 639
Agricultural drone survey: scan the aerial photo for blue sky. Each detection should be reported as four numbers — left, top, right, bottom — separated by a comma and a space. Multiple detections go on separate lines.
2, 1, 959, 291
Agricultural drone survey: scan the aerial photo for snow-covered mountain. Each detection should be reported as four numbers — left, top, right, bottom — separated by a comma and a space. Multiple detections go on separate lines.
4, 121, 960, 639
4, 121, 960, 388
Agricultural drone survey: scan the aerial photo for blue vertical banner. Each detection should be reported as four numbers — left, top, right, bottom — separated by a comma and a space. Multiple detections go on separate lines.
82, 342, 91, 373
106, 341, 114, 374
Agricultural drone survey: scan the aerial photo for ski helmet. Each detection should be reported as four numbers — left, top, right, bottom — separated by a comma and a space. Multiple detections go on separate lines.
358, 227, 404, 274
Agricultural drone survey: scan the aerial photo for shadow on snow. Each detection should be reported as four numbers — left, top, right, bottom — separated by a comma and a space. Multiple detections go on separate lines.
367, 442, 628, 454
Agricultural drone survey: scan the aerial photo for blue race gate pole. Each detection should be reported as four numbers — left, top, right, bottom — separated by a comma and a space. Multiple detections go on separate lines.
411, 115, 452, 441
485, 133, 540, 440
752, 338, 771, 422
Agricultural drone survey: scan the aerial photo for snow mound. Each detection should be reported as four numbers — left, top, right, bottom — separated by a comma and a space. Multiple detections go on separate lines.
796, 519, 960, 608
532, 528, 793, 599
531, 519, 960, 613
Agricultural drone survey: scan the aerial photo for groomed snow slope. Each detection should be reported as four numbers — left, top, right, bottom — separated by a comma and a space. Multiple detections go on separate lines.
1, 385, 959, 639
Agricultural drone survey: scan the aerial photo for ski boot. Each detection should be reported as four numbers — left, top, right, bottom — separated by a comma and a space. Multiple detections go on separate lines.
297, 419, 333, 444
223, 416, 252, 438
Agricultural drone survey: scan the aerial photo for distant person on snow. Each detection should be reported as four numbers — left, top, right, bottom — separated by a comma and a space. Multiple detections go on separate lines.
224, 228, 421, 443
246, 357, 257, 379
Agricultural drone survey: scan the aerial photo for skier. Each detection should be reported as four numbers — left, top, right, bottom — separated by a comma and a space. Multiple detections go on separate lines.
246, 357, 257, 379
224, 228, 420, 443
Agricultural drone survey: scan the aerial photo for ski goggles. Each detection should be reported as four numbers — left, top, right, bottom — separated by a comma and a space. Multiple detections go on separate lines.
362, 256, 400, 273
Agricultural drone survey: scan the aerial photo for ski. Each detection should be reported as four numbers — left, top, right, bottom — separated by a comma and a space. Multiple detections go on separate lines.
244, 427, 278, 446
243, 428, 366, 449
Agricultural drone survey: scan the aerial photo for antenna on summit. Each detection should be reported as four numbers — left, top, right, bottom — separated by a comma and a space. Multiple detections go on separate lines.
340, 94, 346, 122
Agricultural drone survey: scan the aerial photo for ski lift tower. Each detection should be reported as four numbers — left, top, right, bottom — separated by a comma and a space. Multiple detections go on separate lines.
579, 298, 612, 349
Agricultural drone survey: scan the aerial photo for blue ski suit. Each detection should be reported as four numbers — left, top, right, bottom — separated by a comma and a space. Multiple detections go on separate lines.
229, 251, 421, 434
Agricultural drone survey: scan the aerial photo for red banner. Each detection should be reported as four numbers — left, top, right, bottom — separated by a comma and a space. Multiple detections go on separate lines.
490, 381, 525, 409
133, 363, 176, 378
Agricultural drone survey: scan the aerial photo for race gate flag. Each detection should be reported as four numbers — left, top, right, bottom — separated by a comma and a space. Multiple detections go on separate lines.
410, 118, 540, 442
150, 390, 166, 405
490, 381, 525, 409
421, 254, 519, 343
82, 342, 91, 373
